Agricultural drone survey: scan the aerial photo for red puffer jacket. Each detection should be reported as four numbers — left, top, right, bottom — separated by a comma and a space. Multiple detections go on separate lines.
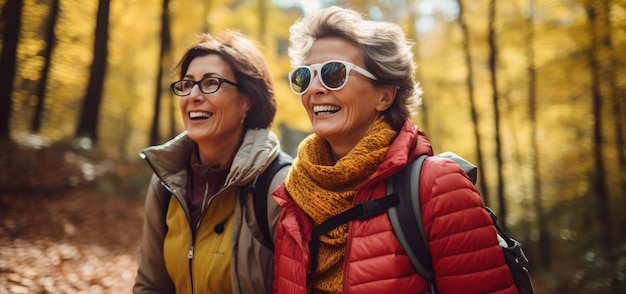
273, 120, 517, 293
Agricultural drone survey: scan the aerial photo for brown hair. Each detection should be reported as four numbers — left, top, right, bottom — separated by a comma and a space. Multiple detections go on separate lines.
174, 30, 276, 129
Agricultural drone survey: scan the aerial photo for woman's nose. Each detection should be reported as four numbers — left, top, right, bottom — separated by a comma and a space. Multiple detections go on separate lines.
189, 83, 204, 100
307, 71, 328, 94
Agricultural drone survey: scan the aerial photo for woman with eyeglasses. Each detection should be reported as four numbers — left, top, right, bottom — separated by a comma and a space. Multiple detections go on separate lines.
272, 6, 518, 294
133, 30, 290, 294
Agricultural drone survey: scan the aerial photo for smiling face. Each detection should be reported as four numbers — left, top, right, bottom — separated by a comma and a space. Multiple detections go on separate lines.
179, 54, 249, 147
301, 37, 393, 158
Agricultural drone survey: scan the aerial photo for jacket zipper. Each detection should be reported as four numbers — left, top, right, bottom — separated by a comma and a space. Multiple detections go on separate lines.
144, 151, 233, 293
342, 186, 366, 293
187, 168, 210, 294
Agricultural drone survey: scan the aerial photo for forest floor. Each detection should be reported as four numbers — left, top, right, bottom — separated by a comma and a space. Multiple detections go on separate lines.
0, 187, 143, 293
0, 139, 148, 293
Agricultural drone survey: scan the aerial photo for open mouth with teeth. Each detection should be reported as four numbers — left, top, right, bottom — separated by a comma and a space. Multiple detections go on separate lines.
313, 105, 341, 116
189, 111, 213, 120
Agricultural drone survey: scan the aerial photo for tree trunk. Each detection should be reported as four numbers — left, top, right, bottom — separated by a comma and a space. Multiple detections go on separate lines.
487, 0, 507, 230
584, 0, 612, 251
602, 0, 626, 197
75, 0, 111, 143
32, 0, 60, 132
150, 0, 171, 145
457, 0, 490, 205
525, 0, 550, 271
0, 0, 23, 139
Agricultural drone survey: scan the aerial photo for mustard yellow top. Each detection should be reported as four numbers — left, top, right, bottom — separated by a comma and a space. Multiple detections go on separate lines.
163, 186, 237, 293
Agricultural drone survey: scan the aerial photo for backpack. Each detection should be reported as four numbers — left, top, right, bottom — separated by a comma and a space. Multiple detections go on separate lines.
160, 150, 292, 251
387, 152, 534, 294
306, 152, 533, 293
247, 150, 292, 250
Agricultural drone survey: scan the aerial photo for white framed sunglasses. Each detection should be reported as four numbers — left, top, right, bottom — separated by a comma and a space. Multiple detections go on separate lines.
288, 60, 378, 94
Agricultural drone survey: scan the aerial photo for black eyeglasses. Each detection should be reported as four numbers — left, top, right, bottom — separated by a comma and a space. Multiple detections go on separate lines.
170, 77, 239, 96
288, 60, 378, 94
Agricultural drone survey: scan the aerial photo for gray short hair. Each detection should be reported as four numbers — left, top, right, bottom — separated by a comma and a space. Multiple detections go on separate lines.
288, 6, 422, 130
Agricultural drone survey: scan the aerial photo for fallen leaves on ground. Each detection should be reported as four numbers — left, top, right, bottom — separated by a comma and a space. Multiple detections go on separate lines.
0, 187, 144, 294
0, 140, 147, 293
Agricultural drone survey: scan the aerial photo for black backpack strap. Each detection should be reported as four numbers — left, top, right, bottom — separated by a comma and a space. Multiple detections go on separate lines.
387, 154, 437, 293
250, 151, 293, 251
306, 193, 400, 287
486, 207, 534, 294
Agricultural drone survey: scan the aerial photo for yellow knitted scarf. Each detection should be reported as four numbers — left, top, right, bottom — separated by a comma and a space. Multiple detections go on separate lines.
285, 117, 398, 293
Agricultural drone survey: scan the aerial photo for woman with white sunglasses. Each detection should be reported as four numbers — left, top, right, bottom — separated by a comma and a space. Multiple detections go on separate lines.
272, 6, 518, 294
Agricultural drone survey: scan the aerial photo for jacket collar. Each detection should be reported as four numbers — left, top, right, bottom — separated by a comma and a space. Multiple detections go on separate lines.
140, 129, 281, 191
363, 118, 432, 185
274, 119, 432, 205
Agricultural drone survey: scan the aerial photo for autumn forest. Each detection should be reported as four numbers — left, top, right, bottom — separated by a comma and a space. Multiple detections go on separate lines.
0, 0, 625, 293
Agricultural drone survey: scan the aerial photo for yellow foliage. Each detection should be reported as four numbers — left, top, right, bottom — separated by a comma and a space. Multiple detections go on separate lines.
5, 0, 626, 219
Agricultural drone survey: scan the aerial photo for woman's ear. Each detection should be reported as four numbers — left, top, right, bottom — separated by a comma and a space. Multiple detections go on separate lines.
242, 96, 251, 113
375, 86, 397, 112
240, 97, 251, 124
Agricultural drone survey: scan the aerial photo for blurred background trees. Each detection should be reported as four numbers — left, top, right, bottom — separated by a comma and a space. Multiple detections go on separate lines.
0, 0, 625, 292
